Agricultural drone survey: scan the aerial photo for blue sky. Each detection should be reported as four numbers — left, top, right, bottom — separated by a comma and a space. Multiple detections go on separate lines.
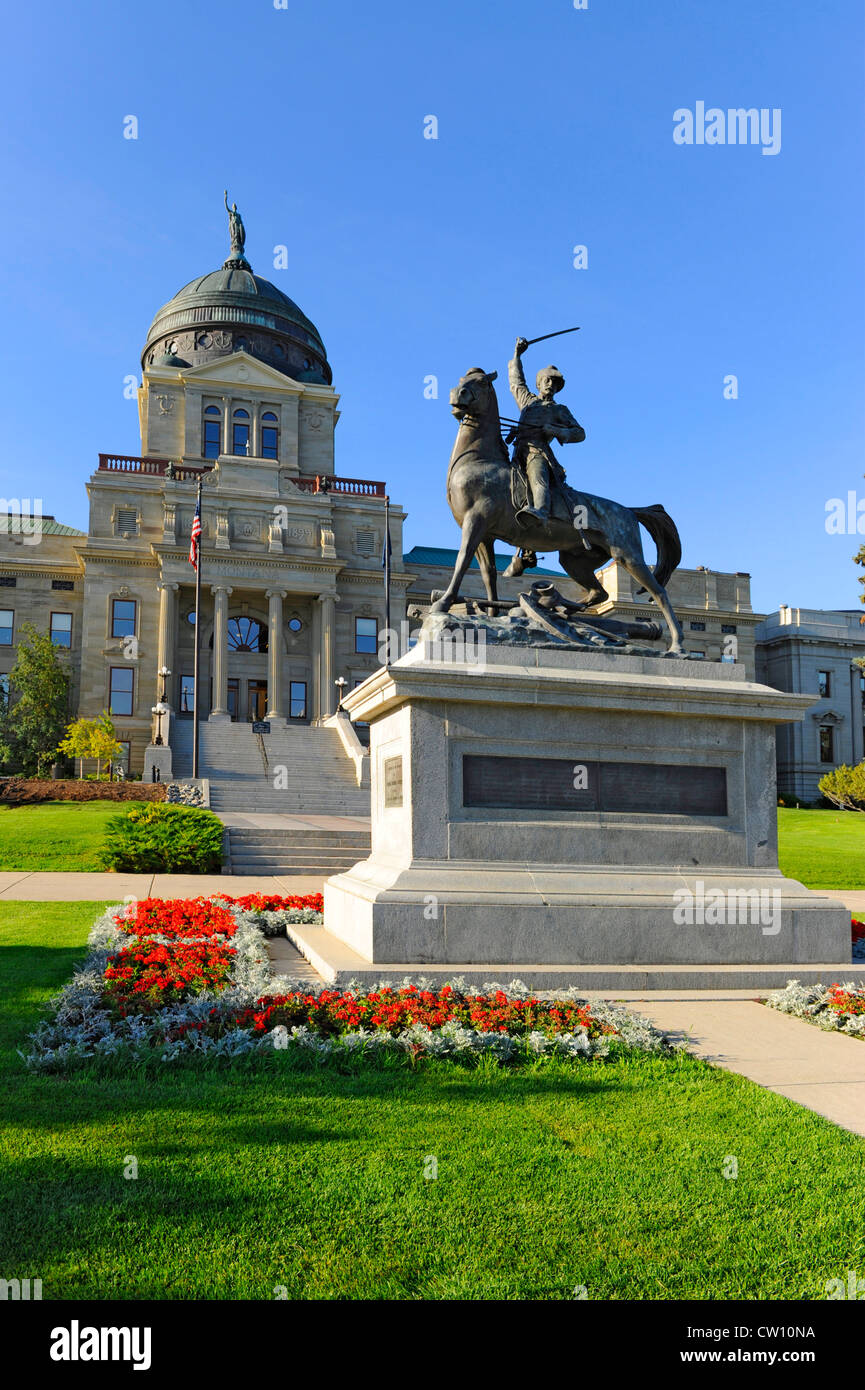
1, 0, 862, 614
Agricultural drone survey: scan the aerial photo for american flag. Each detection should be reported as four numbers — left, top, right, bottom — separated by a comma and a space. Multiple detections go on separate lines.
188, 494, 202, 569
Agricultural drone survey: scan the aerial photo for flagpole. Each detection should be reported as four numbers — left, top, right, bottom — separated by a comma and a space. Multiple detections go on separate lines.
192, 477, 203, 779
384, 493, 391, 667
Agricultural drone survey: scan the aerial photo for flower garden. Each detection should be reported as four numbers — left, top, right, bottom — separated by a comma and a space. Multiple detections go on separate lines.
766, 977, 865, 1038
23, 893, 679, 1069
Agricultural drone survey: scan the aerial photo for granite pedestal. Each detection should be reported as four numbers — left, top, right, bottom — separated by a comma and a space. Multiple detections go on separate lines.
320, 644, 851, 979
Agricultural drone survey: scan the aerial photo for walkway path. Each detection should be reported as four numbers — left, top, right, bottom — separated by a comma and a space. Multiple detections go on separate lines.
600, 994, 865, 1139
0, 871, 325, 900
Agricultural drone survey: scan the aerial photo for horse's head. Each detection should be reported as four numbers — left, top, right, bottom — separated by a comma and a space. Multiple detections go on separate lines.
450, 368, 498, 422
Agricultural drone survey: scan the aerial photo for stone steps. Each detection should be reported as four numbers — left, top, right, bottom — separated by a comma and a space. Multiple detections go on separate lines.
169, 717, 371, 816
225, 825, 370, 874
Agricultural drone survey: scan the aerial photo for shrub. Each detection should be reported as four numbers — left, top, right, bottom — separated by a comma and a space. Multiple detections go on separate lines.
818, 762, 865, 812
100, 804, 223, 873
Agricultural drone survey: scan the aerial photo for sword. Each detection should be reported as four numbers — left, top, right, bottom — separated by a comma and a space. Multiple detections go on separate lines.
522, 326, 580, 348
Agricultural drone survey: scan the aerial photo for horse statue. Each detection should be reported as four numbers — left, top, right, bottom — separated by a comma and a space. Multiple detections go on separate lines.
429, 367, 685, 654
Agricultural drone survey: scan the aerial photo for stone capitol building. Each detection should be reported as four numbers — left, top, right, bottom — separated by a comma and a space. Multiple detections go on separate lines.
0, 206, 859, 814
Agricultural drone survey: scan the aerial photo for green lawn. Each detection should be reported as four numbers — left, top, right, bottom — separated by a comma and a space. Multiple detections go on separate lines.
2, 901, 864, 1300
777, 806, 865, 890
0, 800, 150, 872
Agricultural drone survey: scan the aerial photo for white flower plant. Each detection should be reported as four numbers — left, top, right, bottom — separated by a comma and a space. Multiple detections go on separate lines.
765, 979, 865, 1039
22, 900, 682, 1070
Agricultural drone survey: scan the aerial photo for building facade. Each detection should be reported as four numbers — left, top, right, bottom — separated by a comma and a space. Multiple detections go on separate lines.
755, 606, 865, 800
0, 220, 415, 775
0, 209, 796, 786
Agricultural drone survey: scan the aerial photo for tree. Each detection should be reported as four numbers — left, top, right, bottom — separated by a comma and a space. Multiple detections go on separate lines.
0, 623, 70, 777
57, 712, 122, 781
818, 763, 865, 812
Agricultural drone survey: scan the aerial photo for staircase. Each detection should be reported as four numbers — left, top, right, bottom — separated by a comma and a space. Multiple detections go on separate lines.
170, 719, 371, 816
226, 826, 370, 875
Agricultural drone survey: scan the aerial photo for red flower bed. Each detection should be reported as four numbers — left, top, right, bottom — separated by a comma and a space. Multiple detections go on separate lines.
113, 897, 238, 939
852, 918, 865, 945
215, 892, 323, 914
103, 938, 236, 1016
231, 984, 614, 1041
827, 984, 865, 1018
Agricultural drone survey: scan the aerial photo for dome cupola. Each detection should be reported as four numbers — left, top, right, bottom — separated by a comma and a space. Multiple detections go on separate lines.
141, 194, 332, 385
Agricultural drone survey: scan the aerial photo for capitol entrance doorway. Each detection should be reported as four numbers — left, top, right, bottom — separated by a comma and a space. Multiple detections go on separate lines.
248, 681, 268, 722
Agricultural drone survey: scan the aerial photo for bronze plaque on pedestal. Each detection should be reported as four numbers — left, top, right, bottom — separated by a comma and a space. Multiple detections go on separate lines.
383, 755, 403, 808
463, 754, 726, 816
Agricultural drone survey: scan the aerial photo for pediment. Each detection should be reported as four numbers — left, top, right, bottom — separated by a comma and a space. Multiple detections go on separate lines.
178, 352, 306, 393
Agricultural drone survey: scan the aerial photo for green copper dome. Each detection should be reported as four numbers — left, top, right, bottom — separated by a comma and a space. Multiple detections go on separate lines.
141, 218, 332, 385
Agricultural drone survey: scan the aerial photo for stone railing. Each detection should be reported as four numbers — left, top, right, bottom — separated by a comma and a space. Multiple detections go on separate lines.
324, 709, 370, 786
295, 475, 386, 497
97, 456, 384, 495
98, 455, 213, 481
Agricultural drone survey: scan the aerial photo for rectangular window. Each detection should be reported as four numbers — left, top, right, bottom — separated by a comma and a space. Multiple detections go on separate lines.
0, 609, 13, 645
817, 670, 831, 698
115, 508, 138, 536
179, 674, 195, 714
819, 726, 834, 763
109, 666, 134, 717
689, 621, 706, 632
232, 422, 249, 455
50, 612, 72, 647
52, 579, 74, 591
0, 576, 15, 588
721, 624, 737, 634
261, 426, 278, 459
289, 681, 307, 720
355, 616, 378, 654
203, 419, 221, 459
112, 598, 137, 638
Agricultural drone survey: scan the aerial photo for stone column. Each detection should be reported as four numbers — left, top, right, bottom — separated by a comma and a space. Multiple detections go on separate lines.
156, 581, 179, 709
311, 598, 322, 720
210, 584, 232, 721
319, 594, 336, 718
265, 589, 287, 721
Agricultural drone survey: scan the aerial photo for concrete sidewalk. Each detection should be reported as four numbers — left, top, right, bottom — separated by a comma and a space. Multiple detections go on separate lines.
619, 996, 865, 1138
0, 871, 325, 900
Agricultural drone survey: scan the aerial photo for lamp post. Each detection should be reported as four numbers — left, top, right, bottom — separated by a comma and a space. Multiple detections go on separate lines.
152, 701, 169, 747
334, 676, 347, 709
154, 667, 171, 744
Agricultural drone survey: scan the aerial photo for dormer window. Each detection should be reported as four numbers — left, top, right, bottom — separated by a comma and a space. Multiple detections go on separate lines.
203, 405, 221, 459
261, 411, 278, 459
232, 409, 249, 456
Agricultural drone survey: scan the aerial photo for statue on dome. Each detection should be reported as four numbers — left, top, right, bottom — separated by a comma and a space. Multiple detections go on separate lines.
224, 191, 246, 261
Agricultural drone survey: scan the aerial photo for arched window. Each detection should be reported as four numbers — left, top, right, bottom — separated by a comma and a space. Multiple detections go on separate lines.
261, 411, 278, 460
232, 408, 249, 456
203, 405, 221, 459
227, 616, 268, 652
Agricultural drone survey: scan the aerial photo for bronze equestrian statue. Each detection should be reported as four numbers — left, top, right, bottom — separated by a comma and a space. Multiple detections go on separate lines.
430, 338, 685, 654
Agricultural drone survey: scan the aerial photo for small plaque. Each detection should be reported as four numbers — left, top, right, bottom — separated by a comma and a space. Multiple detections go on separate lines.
383, 755, 403, 808
252, 721, 271, 734
463, 754, 726, 817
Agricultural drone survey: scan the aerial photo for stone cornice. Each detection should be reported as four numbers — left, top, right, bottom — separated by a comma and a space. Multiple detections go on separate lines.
343, 651, 817, 727
0, 566, 84, 579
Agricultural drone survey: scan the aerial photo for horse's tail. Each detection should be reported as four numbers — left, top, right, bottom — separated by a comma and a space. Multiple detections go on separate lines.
631, 504, 682, 590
